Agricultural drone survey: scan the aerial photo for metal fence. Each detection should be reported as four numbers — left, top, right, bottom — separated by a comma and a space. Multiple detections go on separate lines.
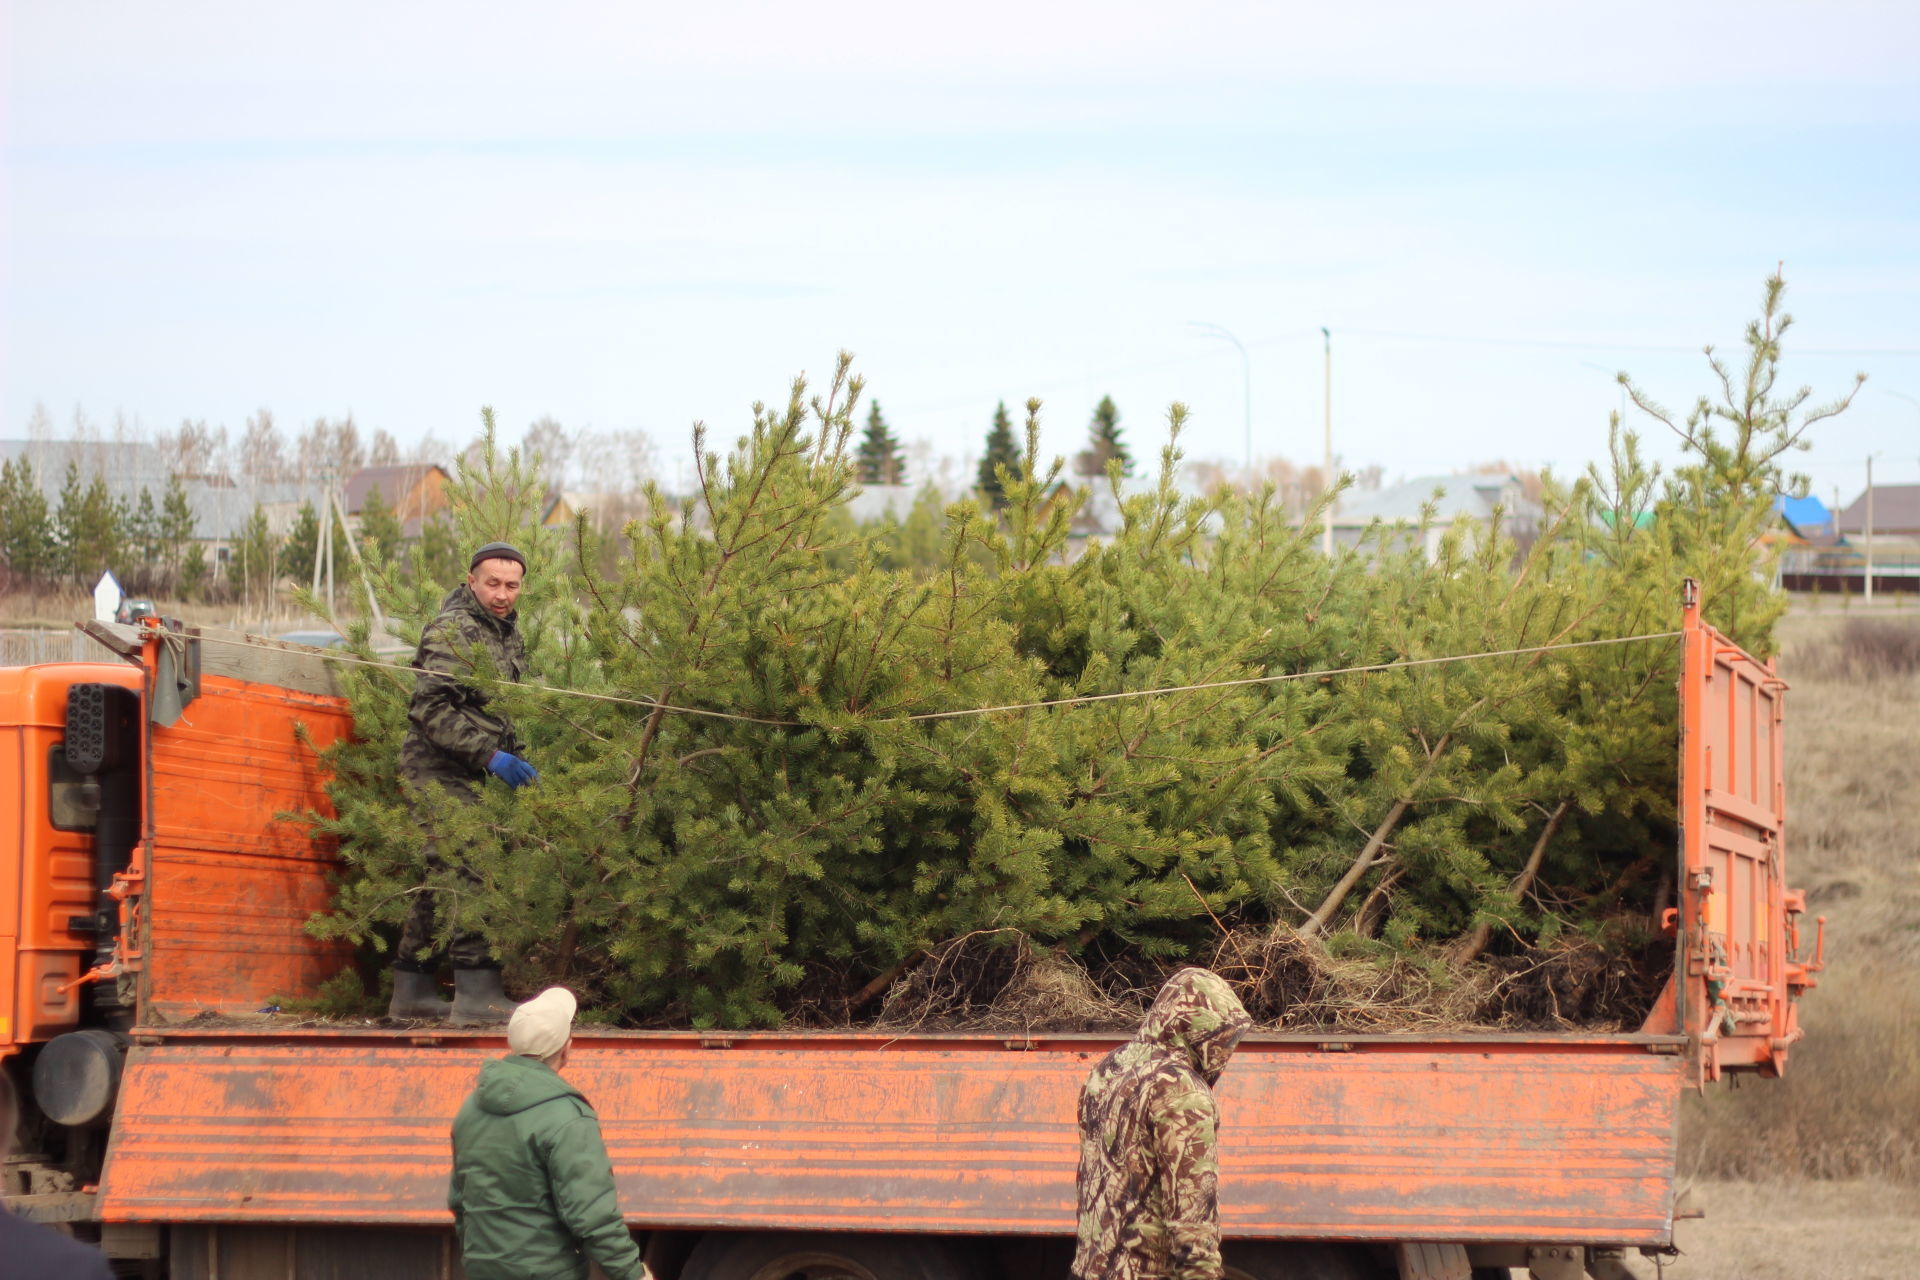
0, 628, 98, 666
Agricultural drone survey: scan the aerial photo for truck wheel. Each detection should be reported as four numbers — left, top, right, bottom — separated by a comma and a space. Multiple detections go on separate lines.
679, 1231, 980, 1280
1224, 1241, 1393, 1280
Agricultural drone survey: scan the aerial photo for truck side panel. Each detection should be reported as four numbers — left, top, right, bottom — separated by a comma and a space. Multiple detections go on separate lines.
99, 1031, 1686, 1246
141, 664, 354, 1022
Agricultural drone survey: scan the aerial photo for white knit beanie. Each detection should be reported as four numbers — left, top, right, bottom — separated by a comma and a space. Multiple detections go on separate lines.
507, 987, 576, 1059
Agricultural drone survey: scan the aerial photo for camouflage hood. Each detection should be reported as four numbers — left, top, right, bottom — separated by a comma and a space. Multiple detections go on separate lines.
1135, 967, 1252, 1087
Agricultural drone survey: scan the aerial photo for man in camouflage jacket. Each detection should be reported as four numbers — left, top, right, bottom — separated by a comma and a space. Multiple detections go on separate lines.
1073, 967, 1253, 1280
389, 542, 538, 1026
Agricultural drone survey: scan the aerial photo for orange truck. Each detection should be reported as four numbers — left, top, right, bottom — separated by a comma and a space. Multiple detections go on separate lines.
1, 586, 1823, 1280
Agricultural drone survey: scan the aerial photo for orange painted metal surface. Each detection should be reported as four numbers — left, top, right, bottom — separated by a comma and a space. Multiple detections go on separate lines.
98, 1028, 1686, 1245
0, 662, 141, 1051
139, 664, 354, 1022
1674, 585, 1817, 1079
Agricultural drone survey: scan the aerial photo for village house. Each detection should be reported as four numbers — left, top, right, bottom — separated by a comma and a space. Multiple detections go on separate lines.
341, 463, 450, 538
1327, 473, 1540, 562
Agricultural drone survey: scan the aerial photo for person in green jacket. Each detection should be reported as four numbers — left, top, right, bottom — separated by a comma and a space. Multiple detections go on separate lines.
449, 987, 649, 1280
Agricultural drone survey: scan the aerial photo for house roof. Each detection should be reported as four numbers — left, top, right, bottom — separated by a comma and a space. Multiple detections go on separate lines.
343, 464, 445, 515
0, 438, 318, 539
1331, 474, 1535, 528
1776, 493, 1831, 533
1834, 485, 1920, 534
2, 437, 172, 492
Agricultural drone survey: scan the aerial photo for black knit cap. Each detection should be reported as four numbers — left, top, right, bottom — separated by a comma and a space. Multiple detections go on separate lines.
469, 542, 528, 574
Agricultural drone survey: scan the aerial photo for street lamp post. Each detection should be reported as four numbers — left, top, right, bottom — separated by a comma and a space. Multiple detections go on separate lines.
1322, 327, 1333, 557
1192, 322, 1251, 474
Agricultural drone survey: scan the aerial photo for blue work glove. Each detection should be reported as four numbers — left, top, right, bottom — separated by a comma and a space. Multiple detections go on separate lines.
487, 751, 539, 789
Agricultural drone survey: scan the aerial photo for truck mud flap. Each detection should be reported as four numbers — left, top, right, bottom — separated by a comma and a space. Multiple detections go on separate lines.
97, 1030, 1687, 1245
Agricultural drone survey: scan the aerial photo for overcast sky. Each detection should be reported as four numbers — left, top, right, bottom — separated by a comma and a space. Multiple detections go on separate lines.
3, 1, 1916, 504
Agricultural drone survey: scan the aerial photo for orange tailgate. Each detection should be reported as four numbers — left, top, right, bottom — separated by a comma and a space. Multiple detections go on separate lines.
1675, 586, 1815, 1080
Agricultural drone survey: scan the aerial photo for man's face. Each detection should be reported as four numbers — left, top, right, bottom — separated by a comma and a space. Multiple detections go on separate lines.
468, 559, 525, 617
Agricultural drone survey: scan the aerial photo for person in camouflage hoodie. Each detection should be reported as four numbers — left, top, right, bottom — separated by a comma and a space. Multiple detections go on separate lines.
389, 542, 539, 1026
1073, 967, 1253, 1280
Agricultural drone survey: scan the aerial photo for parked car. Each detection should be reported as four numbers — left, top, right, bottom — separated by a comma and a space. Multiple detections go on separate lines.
276, 628, 413, 657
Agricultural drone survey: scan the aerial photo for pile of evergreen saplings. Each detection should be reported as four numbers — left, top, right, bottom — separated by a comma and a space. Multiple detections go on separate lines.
309, 277, 1851, 1031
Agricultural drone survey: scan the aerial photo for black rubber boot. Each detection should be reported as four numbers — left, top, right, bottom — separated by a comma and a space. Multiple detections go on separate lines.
387, 970, 450, 1021
451, 968, 519, 1027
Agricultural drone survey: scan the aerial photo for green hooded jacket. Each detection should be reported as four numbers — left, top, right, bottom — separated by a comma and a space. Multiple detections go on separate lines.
448, 1054, 647, 1280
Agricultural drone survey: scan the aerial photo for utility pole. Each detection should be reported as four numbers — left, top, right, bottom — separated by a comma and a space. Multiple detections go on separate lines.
311, 471, 331, 607
1321, 326, 1333, 557
1192, 322, 1251, 475
1865, 455, 1877, 605
333, 487, 385, 633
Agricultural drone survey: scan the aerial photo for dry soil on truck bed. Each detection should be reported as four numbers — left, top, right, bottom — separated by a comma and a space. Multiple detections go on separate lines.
1623, 1179, 1920, 1280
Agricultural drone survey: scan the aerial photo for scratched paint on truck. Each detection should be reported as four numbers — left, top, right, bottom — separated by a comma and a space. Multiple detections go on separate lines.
99, 1032, 1684, 1245
142, 672, 353, 1022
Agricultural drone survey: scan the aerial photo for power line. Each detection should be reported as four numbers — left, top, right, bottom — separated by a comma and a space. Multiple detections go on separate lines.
171, 626, 1683, 729
889, 327, 1916, 423
1340, 328, 1918, 358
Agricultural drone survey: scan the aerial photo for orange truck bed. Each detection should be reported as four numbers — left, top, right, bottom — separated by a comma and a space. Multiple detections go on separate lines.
99, 1026, 1687, 1245
2, 586, 1820, 1276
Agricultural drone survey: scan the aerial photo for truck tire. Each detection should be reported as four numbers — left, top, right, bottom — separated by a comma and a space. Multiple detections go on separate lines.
679, 1232, 981, 1280
1224, 1241, 1394, 1280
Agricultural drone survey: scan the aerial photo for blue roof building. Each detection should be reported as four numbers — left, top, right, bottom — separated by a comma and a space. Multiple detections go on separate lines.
1775, 493, 1831, 536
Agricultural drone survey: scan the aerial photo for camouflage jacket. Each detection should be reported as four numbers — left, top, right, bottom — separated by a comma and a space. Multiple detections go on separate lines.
1072, 968, 1253, 1280
400, 585, 527, 793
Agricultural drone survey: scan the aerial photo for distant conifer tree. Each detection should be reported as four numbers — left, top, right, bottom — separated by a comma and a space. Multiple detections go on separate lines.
0, 458, 57, 587
976, 401, 1022, 509
1075, 395, 1132, 478
857, 401, 907, 486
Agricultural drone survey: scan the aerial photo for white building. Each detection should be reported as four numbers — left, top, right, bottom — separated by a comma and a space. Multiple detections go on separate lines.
1327, 473, 1539, 562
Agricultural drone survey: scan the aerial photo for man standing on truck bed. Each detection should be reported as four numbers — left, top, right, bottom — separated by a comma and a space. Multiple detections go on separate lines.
450, 987, 651, 1280
388, 541, 539, 1026
1073, 967, 1252, 1280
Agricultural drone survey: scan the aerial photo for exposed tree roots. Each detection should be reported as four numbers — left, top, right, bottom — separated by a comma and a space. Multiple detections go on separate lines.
854, 922, 1670, 1035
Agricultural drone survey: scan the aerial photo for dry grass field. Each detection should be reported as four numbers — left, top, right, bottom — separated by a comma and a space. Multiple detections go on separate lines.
1645, 1180, 1920, 1280
0, 586, 313, 633
1627, 604, 1920, 1279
